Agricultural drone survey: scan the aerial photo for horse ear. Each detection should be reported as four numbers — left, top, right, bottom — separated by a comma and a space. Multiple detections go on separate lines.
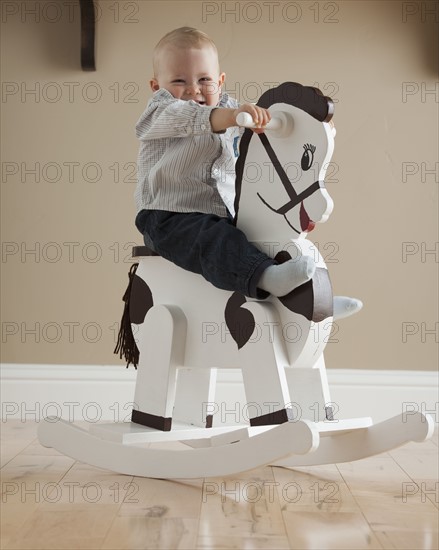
309, 86, 334, 121
322, 96, 334, 123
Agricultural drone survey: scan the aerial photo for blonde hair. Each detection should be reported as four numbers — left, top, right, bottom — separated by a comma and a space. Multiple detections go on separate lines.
153, 27, 219, 76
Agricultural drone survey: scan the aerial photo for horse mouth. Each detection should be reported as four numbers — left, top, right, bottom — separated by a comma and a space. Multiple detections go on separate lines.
257, 193, 315, 234
300, 202, 315, 232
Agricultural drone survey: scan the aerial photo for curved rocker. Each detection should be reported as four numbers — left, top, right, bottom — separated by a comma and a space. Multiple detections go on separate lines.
37, 412, 433, 478
273, 411, 434, 468
38, 82, 434, 478
38, 417, 318, 479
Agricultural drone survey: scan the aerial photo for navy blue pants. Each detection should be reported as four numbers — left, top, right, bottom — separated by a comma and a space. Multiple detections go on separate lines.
135, 210, 274, 298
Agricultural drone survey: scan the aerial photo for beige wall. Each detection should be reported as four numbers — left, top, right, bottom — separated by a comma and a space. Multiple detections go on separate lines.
1, 0, 438, 370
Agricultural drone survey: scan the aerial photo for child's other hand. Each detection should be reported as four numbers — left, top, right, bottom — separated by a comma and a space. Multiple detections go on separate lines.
235, 104, 271, 133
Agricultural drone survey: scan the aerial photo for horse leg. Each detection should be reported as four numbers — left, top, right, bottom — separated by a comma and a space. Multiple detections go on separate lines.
173, 368, 217, 428
284, 353, 334, 422
131, 304, 186, 431
239, 302, 294, 426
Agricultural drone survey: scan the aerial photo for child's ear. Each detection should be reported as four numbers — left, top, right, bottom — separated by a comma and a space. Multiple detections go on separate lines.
150, 78, 160, 92
219, 72, 226, 89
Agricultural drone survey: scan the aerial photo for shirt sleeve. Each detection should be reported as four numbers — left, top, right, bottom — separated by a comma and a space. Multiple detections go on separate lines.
136, 89, 218, 141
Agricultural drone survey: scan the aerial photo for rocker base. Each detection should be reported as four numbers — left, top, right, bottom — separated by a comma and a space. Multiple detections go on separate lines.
38, 417, 319, 478
273, 411, 434, 468
37, 413, 433, 479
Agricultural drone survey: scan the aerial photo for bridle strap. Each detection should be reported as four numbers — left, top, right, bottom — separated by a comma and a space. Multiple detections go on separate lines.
257, 133, 321, 215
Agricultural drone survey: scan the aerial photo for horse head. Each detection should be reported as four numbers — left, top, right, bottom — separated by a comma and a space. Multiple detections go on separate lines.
234, 82, 335, 245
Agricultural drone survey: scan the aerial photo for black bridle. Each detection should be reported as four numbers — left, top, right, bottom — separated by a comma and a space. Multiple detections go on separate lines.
257, 133, 321, 215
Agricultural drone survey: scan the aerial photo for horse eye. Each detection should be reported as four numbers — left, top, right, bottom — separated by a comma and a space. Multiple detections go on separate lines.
301, 144, 315, 171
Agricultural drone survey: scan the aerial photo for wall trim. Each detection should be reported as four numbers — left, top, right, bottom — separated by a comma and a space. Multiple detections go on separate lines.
1, 364, 437, 424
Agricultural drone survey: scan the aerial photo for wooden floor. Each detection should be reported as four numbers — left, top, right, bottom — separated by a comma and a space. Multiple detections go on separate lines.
1, 420, 438, 550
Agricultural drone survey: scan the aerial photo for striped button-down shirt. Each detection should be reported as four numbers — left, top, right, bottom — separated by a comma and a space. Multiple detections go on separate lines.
134, 88, 241, 217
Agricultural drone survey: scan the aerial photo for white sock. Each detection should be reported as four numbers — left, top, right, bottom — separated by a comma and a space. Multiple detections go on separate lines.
258, 256, 316, 297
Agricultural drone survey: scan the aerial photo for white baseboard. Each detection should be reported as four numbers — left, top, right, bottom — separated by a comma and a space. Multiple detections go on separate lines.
1, 364, 438, 425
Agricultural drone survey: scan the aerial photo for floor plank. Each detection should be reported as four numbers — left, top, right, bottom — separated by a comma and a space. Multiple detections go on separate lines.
197, 466, 290, 548
273, 464, 382, 549
336, 455, 438, 550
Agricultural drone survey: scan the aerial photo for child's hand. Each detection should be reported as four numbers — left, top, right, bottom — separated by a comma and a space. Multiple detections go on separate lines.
235, 104, 271, 133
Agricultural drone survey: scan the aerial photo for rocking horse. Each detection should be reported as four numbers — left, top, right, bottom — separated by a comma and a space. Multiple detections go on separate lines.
38, 83, 433, 478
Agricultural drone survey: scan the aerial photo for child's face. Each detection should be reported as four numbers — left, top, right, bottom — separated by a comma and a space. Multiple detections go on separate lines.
150, 45, 225, 106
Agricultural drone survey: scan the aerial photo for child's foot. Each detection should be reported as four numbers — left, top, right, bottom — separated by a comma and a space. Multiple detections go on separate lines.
258, 257, 315, 297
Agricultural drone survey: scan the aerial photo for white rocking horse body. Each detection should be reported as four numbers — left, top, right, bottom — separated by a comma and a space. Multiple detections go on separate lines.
38, 83, 434, 479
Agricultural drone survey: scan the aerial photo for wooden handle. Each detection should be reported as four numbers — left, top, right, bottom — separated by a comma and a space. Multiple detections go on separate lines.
236, 112, 283, 130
